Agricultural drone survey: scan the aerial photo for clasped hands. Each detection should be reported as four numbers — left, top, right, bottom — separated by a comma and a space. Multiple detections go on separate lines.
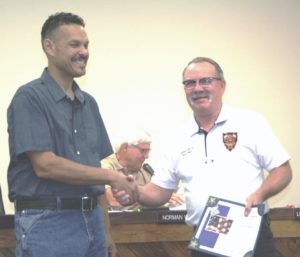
111, 174, 139, 206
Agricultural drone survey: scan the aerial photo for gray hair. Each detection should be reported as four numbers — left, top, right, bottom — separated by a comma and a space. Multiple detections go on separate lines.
113, 128, 152, 152
182, 57, 225, 80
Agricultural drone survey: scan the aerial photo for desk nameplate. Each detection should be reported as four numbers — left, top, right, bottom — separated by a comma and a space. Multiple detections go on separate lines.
158, 211, 187, 224
294, 208, 300, 220
109, 209, 187, 225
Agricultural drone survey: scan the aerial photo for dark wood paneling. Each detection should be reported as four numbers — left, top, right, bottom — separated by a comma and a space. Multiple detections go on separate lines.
274, 238, 300, 257
116, 242, 190, 257
111, 223, 192, 243
1, 208, 299, 257
0, 248, 15, 257
0, 229, 15, 248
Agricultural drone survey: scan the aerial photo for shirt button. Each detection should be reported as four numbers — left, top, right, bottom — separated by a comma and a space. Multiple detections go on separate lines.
77, 151, 80, 155
74, 129, 77, 133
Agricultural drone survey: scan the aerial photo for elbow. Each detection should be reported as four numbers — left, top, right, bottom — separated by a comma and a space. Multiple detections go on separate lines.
34, 160, 57, 180
32, 162, 52, 179
28, 151, 58, 180
285, 162, 293, 186
287, 169, 293, 185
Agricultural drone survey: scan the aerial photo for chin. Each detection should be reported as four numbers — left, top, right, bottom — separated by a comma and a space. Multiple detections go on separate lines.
73, 71, 86, 78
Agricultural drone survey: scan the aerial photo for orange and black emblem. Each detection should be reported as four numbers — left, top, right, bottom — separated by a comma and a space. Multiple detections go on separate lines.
223, 132, 238, 151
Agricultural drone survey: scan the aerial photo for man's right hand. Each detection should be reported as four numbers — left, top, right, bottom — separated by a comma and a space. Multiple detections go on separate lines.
110, 173, 139, 206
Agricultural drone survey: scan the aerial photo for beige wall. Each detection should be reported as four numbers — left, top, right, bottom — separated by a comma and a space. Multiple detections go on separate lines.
1, 0, 299, 213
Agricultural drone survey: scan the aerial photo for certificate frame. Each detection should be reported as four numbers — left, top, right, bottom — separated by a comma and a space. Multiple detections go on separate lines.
188, 196, 264, 257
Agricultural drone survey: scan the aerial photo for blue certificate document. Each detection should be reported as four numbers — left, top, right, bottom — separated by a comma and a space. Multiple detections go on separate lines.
188, 196, 264, 257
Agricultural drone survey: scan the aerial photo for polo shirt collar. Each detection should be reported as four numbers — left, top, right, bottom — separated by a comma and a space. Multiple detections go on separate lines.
40, 68, 85, 104
215, 104, 231, 124
112, 154, 124, 171
188, 104, 231, 137
113, 154, 129, 175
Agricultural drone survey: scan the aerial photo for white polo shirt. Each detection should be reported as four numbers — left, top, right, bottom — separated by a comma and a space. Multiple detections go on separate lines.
151, 105, 290, 226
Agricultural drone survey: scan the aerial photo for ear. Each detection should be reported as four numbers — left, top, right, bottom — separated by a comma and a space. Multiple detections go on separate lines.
43, 38, 55, 56
119, 143, 129, 152
221, 80, 226, 91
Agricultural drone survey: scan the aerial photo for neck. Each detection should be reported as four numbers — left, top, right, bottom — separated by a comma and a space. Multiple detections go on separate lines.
194, 104, 222, 132
116, 153, 129, 171
47, 65, 74, 99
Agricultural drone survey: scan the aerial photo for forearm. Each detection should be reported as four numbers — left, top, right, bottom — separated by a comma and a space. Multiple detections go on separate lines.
259, 161, 292, 201
138, 183, 173, 207
244, 161, 292, 216
28, 151, 119, 186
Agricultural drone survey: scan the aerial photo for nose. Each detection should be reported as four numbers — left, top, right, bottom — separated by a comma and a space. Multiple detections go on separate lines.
79, 45, 89, 57
141, 151, 150, 159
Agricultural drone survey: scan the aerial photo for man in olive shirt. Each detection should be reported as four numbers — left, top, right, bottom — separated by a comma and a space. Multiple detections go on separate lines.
102, 128, 152, 210
102, 128, 185, 210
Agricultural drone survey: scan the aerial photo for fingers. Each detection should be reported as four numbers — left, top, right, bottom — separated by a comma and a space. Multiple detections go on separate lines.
127, 175, 139, 202
111, 175, 139, 206
108, 243, 117, 257
112, 189, 130, 205
245, 191, 264, 216
174, 195, 185, 205
169, 194, 185, 205
244, 202, 252, 217
126, 174, 135, 182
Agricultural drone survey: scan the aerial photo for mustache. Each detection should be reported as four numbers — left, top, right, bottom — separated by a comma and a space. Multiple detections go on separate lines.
190, 92, 210, 100
71, 54, 88, 62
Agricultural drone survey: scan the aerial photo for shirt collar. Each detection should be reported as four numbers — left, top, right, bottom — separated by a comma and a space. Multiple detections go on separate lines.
113, 154, 125, 170
187, 104, 231, 137
215, 104, 231, 124
40, 68, 85, 104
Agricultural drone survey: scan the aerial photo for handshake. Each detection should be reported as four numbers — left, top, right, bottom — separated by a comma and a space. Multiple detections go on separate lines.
108, 171, 185, 208
110, 173, 139, 206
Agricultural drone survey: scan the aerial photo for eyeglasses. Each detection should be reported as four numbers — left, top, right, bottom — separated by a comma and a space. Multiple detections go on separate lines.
130, 145, 151, 155
182, 77, 221, 89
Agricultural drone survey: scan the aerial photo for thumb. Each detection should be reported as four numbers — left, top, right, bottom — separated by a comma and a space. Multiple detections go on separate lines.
126, 174, 135, 182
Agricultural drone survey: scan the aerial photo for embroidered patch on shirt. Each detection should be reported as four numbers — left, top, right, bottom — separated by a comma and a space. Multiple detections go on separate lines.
223, 132, 238, 151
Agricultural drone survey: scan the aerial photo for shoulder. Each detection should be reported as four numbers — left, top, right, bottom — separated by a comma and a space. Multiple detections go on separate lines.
225, 105, 267, 124
221, 105, 274, 137
14, 78, 43, 96
81, 90, 96, 102
101, 154, 120, 169
77, 88, 98, 106
159, 117, 197, 157
167, 116, 197, 141
9, 78, 45, 109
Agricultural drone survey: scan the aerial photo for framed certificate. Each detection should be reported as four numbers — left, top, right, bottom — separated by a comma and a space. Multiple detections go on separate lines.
188, 196, 264, 257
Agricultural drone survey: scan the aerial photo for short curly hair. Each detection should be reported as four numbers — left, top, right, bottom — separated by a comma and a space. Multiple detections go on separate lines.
41, 12, 85, 42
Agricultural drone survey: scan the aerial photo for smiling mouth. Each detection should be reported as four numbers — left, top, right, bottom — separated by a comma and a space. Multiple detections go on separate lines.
192, 96, 207, 101
72, 55, 87, 64
75, 59, 86, 65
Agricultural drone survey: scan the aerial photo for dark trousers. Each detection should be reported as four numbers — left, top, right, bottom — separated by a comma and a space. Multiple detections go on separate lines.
190, 215, 278, 257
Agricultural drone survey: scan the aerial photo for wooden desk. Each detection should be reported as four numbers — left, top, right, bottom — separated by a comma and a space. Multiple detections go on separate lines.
1, 208, 299, 257
110, 209, 192, 257
269, 208, 300, 257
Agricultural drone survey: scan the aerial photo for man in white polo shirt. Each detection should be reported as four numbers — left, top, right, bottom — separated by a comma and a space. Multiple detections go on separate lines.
113, 57, 292, 257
